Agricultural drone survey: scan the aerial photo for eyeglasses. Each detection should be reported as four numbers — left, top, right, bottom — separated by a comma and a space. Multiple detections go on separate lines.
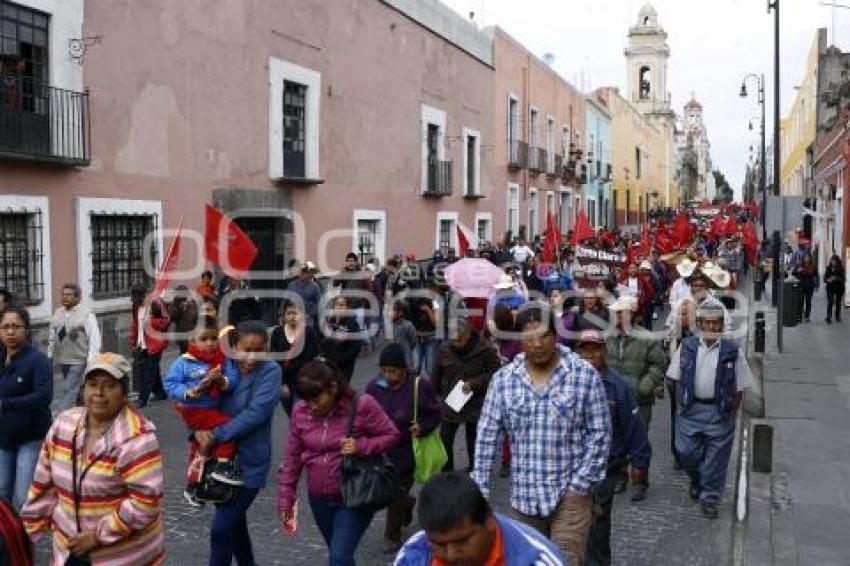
0, 324, 25, 332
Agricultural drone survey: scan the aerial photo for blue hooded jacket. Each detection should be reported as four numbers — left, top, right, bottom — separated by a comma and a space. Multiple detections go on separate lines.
394, 512, 566, 566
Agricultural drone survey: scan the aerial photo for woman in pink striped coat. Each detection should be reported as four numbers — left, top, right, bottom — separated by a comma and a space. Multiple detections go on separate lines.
21, 353, 165, 565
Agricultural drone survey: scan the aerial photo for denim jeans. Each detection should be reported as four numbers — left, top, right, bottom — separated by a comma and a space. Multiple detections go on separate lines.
56, 364, 85, 413
308, 496, 374, 566
0, 439, 43, 510
135, 350, 164, 406
414, 337, 441, 379
675, 403, 736, 503
209, 487, 259, 566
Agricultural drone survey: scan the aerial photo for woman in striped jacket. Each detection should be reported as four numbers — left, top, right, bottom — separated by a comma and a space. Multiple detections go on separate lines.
21, 352, 165, 565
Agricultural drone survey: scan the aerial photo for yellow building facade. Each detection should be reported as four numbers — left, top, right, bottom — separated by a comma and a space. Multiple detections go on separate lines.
780, 31, 820, 197
595, 87, 671, 225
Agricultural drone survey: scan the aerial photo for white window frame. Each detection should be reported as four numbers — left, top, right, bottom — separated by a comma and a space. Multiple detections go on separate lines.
269, 57, 321, 180
587, 197, 597, 228
507, 184, 520, 237
474, 212, 493, 244
462, 127, 482, 197
508, 94, 520, 143
76, 198, 163, 313
435, 211, 459, 252
546, 115, 556, 171
528, 188, 539, 238
559, 189, 572, 230
421, 104, 447, 193
0, 195, 53, 320
546, 191, 556, 221
352, 209, 387, 265
529, 106, 539, 147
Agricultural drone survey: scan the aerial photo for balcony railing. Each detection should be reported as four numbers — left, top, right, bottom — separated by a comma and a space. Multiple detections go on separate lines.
0, 75, 90, 166
553, 154, 564, 177
562, 159, 577, 182
424, 159, 452, 196
528, 146, 545, 173
508, 139, 527, 169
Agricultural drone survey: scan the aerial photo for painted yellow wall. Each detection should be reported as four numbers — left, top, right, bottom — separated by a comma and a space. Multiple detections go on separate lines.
596, 88, 670, 222
780, 32, 818, 196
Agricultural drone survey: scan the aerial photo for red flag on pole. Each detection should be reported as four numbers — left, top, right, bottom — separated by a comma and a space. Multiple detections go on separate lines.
543, 212, 559, 264
709, 215, 725, 240
153, 219, 183, 296
742, 220, 759, 266
570, 209, 594, 246
204, 205, 258, 276
672, 212, 691, 248
456, 224, 470, 256
724, 215, 739, 237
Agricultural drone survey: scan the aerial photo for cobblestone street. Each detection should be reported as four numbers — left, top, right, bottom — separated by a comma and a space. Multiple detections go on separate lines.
139, 342, 735, 565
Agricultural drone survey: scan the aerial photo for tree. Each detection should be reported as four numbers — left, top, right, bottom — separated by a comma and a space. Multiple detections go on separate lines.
713, 170, 734, 203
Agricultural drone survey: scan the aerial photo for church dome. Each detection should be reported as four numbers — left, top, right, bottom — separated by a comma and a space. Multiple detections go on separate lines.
685, 97, 703, 111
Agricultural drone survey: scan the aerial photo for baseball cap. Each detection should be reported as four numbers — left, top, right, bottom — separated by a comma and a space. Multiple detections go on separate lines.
576, 330, 605, 346
85, 352, 131, 381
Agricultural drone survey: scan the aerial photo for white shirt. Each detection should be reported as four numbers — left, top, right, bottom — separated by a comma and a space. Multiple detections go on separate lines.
47, 304, 102, 361
669, 277, 692, 307
510, 245, 534, 264
667, 337, 754, 399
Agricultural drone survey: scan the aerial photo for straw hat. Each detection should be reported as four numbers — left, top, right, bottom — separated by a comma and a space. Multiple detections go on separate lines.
676, 258, 697, 278
639, 260, 652, 271
705, 265, 731, 289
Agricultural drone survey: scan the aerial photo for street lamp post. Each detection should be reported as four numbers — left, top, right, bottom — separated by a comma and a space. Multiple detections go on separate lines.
768, 0, 783, 352
740, 74, 767, 242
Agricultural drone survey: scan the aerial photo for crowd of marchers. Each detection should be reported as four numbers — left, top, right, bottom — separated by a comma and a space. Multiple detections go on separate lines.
0, 207, 845, 565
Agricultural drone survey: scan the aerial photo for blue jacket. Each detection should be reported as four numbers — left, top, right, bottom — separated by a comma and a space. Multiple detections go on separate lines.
543, 269, 573, 297
164, 354, 238, 409
0, 343, 53, 449
602, 367, 651, 470
394, 512, 566, 566
213, 359, 282, 489
677, 336, 738, 415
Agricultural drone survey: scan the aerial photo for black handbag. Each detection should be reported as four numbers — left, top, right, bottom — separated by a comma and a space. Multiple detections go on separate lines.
339, 394, 401, 511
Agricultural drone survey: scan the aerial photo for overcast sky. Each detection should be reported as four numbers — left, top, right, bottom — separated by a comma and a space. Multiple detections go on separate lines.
446, 0, 850, 195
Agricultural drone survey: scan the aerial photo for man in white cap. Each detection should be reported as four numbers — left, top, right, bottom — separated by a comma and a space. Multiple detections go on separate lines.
603, 294, 667, 501
666, 299, 752, 519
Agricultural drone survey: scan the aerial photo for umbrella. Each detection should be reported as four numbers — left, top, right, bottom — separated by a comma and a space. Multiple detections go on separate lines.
443, 258, 505, 298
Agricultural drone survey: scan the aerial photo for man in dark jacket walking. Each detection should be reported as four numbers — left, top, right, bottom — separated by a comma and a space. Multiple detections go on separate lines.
575, 330, 650, 566
432, 317, 500, 472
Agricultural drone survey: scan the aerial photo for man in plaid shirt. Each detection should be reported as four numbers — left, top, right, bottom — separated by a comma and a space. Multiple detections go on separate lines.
472, 304, 611, 566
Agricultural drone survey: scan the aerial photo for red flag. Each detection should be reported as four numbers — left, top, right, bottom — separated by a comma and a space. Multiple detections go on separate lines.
672, 212, 691, 248
456, 224, 470, 256
543, 212, 559, 264
709, 215, 725, 240
724, 215, 738, 238
570, 209, 594, 246
154, 219, 183, 296
742, 221, 759, 266
204, 205, 258, 276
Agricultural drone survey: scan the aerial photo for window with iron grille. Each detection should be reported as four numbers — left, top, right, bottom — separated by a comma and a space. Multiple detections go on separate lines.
439, 219, 452, 253
477, 218, 488, 243
357, 219, 378, 266
90, 214, 157, 299
0, 210, 44, 305
283, 80, 306, 178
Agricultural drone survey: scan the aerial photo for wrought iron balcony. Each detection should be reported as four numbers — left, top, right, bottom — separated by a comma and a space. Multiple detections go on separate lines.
562, 159, 577, 182
528, 146, 545, 173
0, 75, 90, 166
553, 154, 564, 177
424, 159, 452, 197
508, 139, 527, 169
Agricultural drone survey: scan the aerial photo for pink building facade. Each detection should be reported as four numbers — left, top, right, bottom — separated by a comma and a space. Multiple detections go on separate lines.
486, 28, 587, 245
0, 0, 498, 343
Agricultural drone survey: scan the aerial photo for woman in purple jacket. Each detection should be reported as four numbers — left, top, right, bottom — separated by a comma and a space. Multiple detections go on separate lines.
365, 342, 441, 554
278, 358, 399, 565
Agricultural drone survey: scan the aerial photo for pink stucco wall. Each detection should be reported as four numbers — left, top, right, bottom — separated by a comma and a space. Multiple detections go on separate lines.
489, 28, 587, 242
0, 0, 498, 312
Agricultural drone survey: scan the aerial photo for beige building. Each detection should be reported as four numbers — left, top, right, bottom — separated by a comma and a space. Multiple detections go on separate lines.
596, 87, 669, 225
